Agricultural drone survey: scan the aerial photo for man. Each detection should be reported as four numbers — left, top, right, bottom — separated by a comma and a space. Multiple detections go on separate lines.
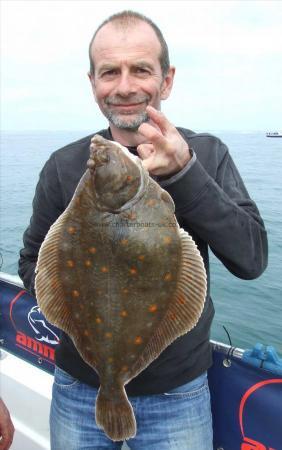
18, 10, 268, 450
0, 398, 14, 450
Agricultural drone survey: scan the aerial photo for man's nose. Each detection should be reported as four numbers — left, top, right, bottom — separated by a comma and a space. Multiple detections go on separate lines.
115, 72, 137, 97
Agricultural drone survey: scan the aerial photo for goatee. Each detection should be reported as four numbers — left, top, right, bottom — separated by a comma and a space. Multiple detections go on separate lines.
105, 111, 150, 131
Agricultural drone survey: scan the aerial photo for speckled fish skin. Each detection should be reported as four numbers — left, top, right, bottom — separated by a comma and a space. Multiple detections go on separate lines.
35, 135, 207, 441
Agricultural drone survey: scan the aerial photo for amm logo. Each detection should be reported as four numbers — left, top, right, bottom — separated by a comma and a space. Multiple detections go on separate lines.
16, 331, 55, 361
9, 289, 59, 363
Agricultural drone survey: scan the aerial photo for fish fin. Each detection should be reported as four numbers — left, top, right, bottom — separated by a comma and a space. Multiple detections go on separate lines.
130, 228, 206, 378
164, 228, 207, 334
35, 215, 73, 335
96, 384, 136, 441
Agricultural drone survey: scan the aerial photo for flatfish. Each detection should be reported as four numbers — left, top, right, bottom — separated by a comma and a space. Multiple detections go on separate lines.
35, 135, 207, 441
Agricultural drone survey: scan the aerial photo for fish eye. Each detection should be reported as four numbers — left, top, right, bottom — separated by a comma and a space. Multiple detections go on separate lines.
94, 149, 109, 166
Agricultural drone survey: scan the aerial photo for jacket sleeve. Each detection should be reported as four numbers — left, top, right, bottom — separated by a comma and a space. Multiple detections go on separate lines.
163, 143, 268, 280
18, 154, 64, 295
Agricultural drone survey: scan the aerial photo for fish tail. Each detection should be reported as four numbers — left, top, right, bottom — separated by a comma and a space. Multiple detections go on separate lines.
95, 384, 136, 441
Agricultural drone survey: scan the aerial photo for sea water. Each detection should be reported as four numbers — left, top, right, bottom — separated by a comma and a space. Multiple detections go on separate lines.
0, 130, 281, 353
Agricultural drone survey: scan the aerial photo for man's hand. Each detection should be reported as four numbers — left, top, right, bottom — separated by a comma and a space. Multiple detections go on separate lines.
0, 399, 14, 450
137, 105, 191, 177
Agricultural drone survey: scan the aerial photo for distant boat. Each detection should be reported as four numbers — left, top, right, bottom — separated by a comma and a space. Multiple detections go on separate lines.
266, 131, 282, 137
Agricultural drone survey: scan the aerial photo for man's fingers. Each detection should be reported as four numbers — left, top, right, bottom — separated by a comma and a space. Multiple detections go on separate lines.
141, 157, 154, 172
138, 106, 189, 176
138, 122, 166, 148
0, 427, 14, 450
0, 399, 15, 450
141, 153, 166, 174
136, 143, 154, 160
0, 422, 15, 450
145, 105, 174, 135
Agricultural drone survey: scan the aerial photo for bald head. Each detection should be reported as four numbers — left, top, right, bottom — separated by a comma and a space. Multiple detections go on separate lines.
88, 10, 170, 77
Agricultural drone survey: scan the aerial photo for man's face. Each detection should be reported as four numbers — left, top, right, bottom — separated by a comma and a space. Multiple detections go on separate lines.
89, 21, 174, 131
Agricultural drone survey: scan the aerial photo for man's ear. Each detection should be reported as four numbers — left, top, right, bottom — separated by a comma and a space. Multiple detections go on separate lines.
88, 72, 97, 102
160, 66, 175, 100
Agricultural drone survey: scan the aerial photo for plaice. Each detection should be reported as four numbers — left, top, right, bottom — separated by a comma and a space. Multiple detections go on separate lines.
35, 134, 207, 441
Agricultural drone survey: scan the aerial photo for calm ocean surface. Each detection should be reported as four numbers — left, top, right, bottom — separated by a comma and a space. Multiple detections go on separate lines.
0, 130, 281, 353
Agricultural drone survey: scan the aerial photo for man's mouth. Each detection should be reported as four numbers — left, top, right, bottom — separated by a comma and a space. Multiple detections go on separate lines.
108, 102, 146, 114
110, 102, 144, 108
105, 95, 150, 110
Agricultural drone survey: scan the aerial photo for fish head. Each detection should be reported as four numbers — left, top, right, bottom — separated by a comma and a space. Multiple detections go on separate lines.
87, 135, 146, 212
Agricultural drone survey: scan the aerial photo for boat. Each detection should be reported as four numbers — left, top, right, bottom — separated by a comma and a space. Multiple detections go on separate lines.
1, 270, 282, 450
266, 131, 282, 137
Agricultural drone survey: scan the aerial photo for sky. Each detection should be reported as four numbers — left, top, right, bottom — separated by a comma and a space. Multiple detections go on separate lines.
1, 0, 282, 132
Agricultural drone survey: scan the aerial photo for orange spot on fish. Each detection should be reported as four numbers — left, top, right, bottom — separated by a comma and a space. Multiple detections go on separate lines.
177, 296, 186, 305
122, 288, 129, 295
164, 272, 172, 281
95, 317, 102, 324
163, 236, 172, 244
66, 260, 75, 268
105, 332, 112, 339
128, 212, 137, 220
101, 266, 109, 273
130, 267, 137, 275
84, 329, 90, 336
146, 199, 156, 207
123, 211, 136, 220
72, 290, 80, 298
120, 310, 128, 317
121, 366, 128, 372
84, 259, 92, 267
51, 280, 60, 289
149, 304, 158, 313
67, 226, 76, 235
88, 247, 97, 254
134, 336, 143, 345
169, 312, 177, 321
138, 255, 145, 261
127, 175, 133, 182
121, 239, 128, 245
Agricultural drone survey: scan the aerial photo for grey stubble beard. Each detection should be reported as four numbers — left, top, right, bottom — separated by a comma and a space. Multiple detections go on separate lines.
105, 110, 150, 132
103, 94, 151, 131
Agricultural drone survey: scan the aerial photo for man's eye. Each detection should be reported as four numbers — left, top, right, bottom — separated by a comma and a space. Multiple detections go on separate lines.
134, 68, 151, 78
135, 68, 149, 74
102, 70, 118, 77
